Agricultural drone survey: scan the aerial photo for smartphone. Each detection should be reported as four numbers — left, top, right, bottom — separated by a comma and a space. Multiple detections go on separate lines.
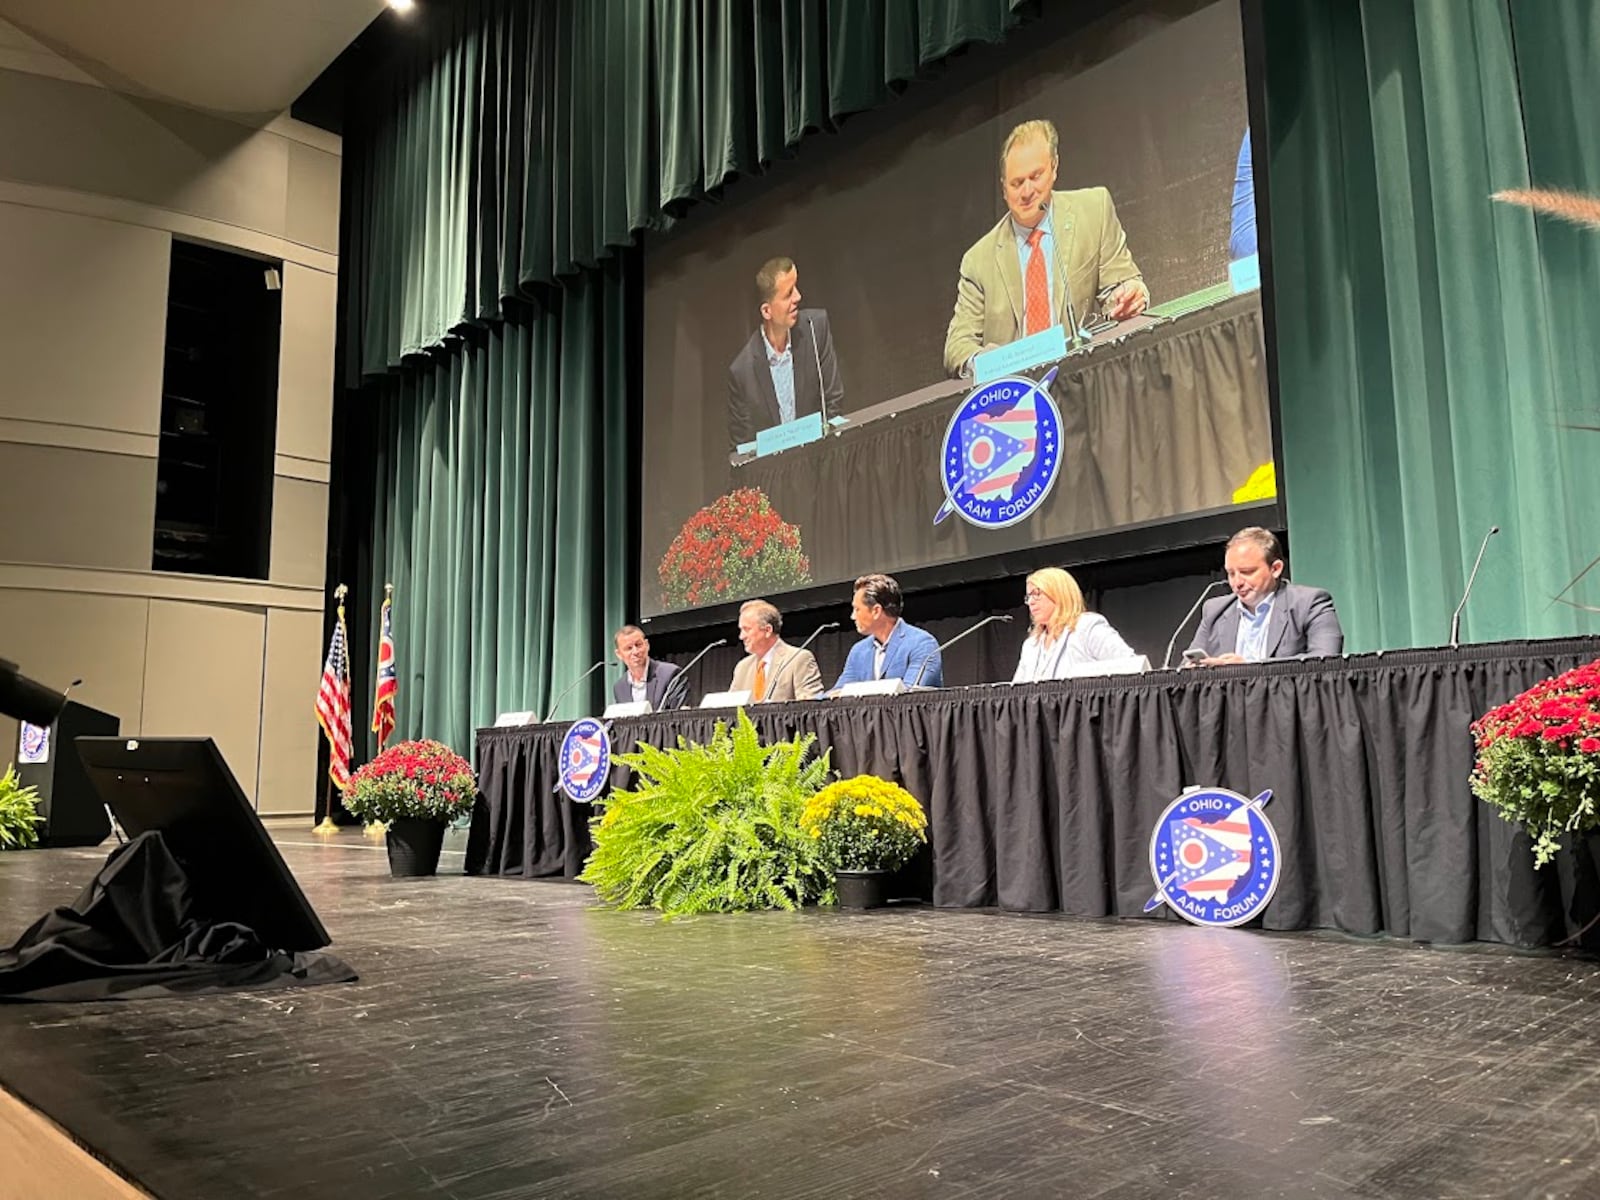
1181, 648, 1207, 665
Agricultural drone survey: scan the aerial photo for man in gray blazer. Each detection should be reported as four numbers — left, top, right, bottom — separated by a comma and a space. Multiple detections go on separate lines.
1187, 527, 1344, 664
612, 625, 682, 710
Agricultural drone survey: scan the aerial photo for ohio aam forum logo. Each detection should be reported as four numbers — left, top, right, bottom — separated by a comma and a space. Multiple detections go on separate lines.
934, 366, 1063, 529
558, 717, 611, 803
1146, 787, 1281, 928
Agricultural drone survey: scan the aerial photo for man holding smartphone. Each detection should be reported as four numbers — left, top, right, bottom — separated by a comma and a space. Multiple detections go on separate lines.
1185, 527, 1344, 665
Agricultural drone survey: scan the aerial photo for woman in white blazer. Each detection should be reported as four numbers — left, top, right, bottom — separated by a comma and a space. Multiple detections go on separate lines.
1012, 567, 1136, 682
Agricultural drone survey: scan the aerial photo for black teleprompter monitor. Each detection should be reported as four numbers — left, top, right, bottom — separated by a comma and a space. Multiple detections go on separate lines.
74, 736, 330, 952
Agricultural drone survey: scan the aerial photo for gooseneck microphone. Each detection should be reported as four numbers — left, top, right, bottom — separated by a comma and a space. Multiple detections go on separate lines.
662, 638, 728, 710
1450, 525, 1501, 649
912, 614, 1014, 689
543, 660, 608, 724
1163, 580, 1228, 669
807, 317, 829, 428
761, 622, 840, 700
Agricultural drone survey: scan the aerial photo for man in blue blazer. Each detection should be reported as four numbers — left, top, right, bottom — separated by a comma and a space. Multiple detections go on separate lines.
612, 625, 682, 710
831, 573, 944, 690
1186, 527, 1344, 664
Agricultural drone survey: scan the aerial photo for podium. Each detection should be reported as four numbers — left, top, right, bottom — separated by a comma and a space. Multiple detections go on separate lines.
16, 700, 119, 847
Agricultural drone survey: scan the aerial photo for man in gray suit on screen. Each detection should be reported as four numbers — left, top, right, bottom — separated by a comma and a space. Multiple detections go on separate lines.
1186, 527, 1344, 665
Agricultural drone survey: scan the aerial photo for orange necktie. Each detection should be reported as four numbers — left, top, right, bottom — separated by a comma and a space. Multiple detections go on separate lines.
1024, 226, 1050, 335
752, 658, 766, 700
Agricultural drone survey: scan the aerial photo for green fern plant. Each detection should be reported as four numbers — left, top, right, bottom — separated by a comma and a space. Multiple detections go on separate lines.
0, 764, 44, 851
578, 709, 835, 914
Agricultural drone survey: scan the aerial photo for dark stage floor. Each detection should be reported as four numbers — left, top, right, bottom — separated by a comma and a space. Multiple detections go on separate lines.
3, 828, 1600, 1199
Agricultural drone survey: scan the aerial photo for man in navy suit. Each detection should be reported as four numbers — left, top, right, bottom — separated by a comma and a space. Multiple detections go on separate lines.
727, 256, 845, 451
1186, 527, 1344, 664
611, 625, 682, 710
831, 573, 944, 690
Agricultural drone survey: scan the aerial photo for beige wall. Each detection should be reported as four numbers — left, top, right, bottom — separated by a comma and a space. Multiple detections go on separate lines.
0, 21, 338, 815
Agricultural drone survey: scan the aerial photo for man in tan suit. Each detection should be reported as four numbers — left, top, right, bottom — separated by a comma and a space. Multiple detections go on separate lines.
729, 599, 824, 702
943, 118, 1149, 378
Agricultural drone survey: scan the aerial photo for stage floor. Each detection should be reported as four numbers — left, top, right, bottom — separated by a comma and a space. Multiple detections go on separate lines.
2, 827, 1600, 1199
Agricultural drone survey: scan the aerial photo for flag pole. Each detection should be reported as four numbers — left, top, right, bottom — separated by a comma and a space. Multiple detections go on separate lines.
365, 582, 395, 840
313, 583, 350, 836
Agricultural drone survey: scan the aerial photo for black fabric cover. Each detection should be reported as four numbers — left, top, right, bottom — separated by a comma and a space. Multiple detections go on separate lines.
472, 638, 1600, 948
0, 833, 356, 1002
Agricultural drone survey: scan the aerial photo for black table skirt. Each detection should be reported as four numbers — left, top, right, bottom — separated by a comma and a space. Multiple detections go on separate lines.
469, 638, 1600, 947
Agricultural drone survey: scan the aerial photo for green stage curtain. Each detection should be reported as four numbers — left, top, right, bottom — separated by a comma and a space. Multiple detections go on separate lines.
346, 261, 634, 755
1263, 0, 1600, 650
337, 0, 1029, 751
343, 0, 1028, 377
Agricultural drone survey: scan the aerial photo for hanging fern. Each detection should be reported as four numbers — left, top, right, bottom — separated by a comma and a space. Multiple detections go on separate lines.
579, 710, 834, 914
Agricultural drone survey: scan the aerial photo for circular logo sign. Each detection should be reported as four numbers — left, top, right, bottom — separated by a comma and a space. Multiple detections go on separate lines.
558, 718, 611, 803
19, 722, 50, 764
936, 373, 1063, 529
1147, 787, 1281, 928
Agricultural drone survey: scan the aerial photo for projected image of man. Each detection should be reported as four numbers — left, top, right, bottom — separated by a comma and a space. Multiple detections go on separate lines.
943, 119, 1148, 378
728, 257, 845, 451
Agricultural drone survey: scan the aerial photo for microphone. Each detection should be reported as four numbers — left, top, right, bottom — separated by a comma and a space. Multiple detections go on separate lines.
761, 622, 840, 700
796, 622, 839, 653
1163, 580, 1228, 669
661, 638, 728, 710
807, 317, 829, 429
1450, 525, 1500, 649
543, 659, 608, 724
911, 614, 1013, 688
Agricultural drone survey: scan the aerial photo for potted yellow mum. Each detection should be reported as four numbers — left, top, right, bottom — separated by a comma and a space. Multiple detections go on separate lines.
800, 775, 928, 908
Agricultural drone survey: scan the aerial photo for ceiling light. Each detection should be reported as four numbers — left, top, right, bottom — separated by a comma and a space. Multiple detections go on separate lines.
389, 0, 415, 12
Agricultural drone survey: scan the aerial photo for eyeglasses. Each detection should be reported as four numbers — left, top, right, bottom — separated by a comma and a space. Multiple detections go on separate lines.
1024, 589, 1044, 601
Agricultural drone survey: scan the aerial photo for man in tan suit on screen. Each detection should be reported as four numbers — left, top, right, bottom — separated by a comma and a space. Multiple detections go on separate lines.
943, 118, 1149, 378
729, 599, 824, 702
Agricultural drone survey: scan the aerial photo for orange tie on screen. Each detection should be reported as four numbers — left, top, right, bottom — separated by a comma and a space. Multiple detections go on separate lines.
1024, 227, 1050, 335
752, 659, 766, 700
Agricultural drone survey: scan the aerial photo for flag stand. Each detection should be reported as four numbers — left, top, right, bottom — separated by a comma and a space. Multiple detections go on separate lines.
313, 775, 339, 836
313, 582, 353, 836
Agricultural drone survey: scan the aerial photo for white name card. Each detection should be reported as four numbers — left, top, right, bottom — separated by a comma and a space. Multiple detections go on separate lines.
493, 710, 536, 727
832, 678, 908, 698
1059, 655, 1151, 679
602, 700, 652, 719
699, 689, 752, 709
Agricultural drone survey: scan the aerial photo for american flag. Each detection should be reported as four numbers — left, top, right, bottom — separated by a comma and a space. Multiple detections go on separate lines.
371, 592, 397, 750
315, 609, 353, 791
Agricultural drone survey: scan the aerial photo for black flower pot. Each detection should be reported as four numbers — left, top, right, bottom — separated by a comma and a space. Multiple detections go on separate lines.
835, 869, 890, 910
386, 817, 447, 877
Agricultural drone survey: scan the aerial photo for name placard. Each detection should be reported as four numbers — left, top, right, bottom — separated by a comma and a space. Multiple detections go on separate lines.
1229, 253, 1261, 294
602, 700, 652, 718
494, 711, 536, 727
832, 678, 908, 698
699, 689, 752, 709
973, 325, 1068, 384
754, 412, 825, 457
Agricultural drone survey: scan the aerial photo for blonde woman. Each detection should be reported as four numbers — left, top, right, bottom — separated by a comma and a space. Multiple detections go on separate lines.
1012, 567, 1136, 682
